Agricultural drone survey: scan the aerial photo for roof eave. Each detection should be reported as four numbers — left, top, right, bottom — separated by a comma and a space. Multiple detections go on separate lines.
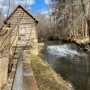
5, 4, 39, 23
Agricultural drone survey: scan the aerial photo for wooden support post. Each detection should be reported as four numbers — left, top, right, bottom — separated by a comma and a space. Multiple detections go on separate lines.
0, 27, 10, 89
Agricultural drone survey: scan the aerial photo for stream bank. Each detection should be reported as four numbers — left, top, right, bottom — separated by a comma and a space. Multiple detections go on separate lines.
31, 54, 74, 90
38, 41, 90, 90
61, 38, 90, 52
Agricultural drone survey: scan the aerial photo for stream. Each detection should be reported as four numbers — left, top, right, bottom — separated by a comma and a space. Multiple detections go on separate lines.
39, 41, 90, 90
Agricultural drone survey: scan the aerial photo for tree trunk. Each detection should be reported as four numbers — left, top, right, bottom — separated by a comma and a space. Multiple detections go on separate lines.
73, 20, 76, 38
85, 21, 88, 37
87, 20, 90, 43
76, 24, 79, 37
88, 26, 90, 43
82, 19, 84, 37
85, 0, 89, 37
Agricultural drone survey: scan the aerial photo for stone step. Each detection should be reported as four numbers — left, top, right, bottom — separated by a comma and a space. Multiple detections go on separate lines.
7, 80, 13, 85
23, 67, 33, 76
3, 59, 18, 90
13, 54, 19, 59
4, 85, 12, 90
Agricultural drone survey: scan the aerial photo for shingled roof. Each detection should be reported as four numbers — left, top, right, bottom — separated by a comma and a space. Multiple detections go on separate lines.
5, 4, 38, 23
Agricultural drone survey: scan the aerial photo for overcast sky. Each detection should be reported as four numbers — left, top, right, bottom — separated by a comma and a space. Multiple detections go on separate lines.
0, 0, 51, 18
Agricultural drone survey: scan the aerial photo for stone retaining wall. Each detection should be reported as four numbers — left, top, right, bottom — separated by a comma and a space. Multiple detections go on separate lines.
3, 50, 38, 90
23, 50, 38, 90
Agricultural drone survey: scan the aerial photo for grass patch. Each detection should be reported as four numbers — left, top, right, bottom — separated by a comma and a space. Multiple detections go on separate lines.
30, 54, 75, 90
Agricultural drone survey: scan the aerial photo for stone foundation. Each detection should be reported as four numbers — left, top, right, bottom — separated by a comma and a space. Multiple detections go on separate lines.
3, 50, 38, 90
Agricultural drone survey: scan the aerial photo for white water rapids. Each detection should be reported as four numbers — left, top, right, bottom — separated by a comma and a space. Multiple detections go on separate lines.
46, 44, 81, 57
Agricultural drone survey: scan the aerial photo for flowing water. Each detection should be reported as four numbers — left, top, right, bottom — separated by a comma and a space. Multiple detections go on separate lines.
39, 41, 90, 90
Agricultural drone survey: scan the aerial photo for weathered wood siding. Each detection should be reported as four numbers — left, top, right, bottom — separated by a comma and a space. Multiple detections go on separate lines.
7, 6, 38, 55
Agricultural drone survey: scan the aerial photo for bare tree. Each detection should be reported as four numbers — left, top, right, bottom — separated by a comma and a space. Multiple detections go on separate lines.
36, 13, 57, 41
0, 12, 4, 28
81, 0, 90, 42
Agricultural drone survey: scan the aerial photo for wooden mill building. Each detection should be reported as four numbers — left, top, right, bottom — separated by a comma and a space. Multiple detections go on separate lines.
5, 4, 39, 55
0, 4, 39, 89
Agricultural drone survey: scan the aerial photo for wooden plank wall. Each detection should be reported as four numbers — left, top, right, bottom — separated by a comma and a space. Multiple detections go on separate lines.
7, 7, 38, 55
